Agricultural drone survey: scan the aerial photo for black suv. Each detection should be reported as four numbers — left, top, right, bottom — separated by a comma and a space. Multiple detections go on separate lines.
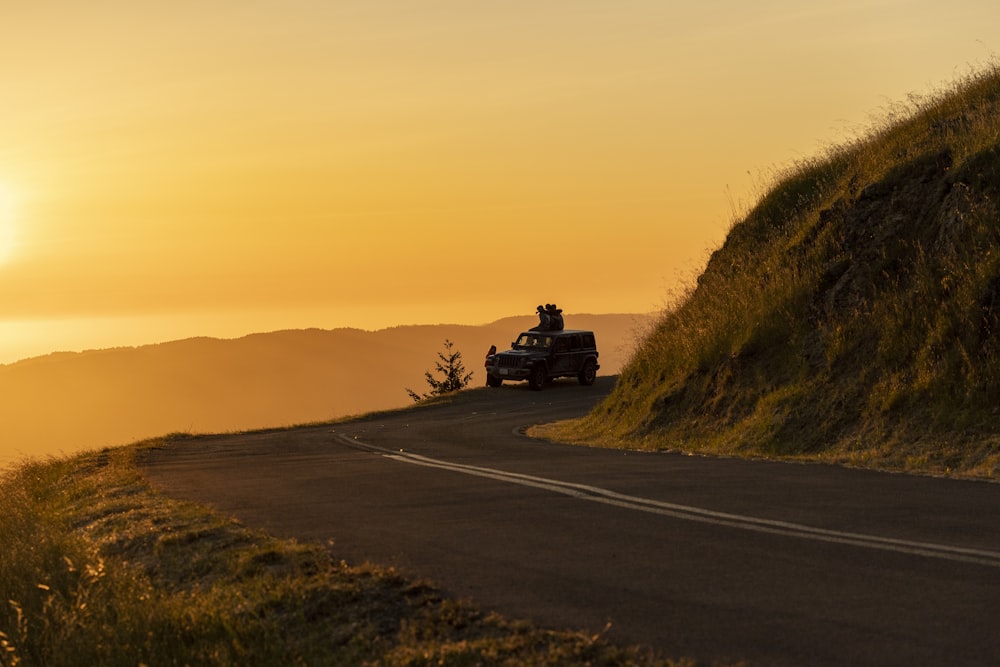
485, 329, 599, 390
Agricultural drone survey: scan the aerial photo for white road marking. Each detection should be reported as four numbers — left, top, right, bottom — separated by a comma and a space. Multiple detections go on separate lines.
334, 434, 1000, 569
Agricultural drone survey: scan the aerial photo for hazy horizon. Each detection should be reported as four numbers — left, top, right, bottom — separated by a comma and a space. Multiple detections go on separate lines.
0, 313, 652, 470
0, 308, 655, 366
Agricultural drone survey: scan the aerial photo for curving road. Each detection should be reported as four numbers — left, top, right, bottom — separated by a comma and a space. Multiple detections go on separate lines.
143, 376, 1000, 666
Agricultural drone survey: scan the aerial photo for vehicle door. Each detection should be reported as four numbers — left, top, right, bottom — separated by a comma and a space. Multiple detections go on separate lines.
550, 335, 575, 374
568, 333, 585, 372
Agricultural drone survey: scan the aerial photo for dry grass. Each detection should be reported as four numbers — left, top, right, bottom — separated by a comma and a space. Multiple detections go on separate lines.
565, 64, 1000, 480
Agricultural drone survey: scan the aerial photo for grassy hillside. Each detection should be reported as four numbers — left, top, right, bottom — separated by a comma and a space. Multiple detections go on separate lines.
565, 66, 1000, 479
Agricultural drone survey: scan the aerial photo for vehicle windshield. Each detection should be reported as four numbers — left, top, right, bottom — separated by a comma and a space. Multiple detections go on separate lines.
514, 333, 553, 350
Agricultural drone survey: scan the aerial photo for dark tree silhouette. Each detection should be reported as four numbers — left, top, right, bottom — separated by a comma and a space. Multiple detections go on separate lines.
406, 339, 474, 402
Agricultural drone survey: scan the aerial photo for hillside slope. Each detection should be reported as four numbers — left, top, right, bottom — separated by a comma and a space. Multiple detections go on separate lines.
0, 313, 649, 468
579, 67, 1000, 478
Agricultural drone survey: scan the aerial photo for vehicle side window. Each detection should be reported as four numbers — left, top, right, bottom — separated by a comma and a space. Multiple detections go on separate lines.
582, 333, 595, 348
553, 337, 569, 352
570, 334, 582, 350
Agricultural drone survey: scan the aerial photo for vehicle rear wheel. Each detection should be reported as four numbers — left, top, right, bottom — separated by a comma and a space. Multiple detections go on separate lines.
578, 359, 597, 386
528, 364, 547, 390
486, 375, 503, 388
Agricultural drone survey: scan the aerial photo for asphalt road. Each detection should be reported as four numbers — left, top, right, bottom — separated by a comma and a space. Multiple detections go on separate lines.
142, 376, 1000, 666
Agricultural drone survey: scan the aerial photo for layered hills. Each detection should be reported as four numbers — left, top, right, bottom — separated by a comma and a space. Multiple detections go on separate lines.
573, 67, 1000, 479
0, 313, 649, 468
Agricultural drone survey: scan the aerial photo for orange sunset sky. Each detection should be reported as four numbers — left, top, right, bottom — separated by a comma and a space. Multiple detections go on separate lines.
1, 1, 997, 364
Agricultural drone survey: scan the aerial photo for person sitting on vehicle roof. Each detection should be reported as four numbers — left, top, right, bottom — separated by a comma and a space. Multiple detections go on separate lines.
530, 304, 564, 331
545, 304, 564, 331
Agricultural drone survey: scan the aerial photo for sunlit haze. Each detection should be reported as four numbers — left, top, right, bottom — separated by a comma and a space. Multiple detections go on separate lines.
2, 1, 998, 364
0, 182, 15, 266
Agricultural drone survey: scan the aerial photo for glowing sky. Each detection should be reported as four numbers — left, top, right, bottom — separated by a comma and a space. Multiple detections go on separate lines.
1, 1, 997, 363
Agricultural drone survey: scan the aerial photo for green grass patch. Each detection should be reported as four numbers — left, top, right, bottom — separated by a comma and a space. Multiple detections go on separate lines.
0, 438, 698, 667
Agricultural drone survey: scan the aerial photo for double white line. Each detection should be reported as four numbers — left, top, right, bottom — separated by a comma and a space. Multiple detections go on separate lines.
335, 434, 1000, 569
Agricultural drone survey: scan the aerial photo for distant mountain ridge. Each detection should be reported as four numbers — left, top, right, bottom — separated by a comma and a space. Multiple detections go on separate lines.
0, 313, 651, 468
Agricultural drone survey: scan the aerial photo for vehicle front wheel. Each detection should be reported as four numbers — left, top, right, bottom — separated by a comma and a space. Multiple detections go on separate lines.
528, 364, 547, 390
578, 359, 597, 386
486, 375, 503, 388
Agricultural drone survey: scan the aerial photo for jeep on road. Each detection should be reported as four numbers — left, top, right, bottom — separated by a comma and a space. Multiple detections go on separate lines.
485, 329, 599, 390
